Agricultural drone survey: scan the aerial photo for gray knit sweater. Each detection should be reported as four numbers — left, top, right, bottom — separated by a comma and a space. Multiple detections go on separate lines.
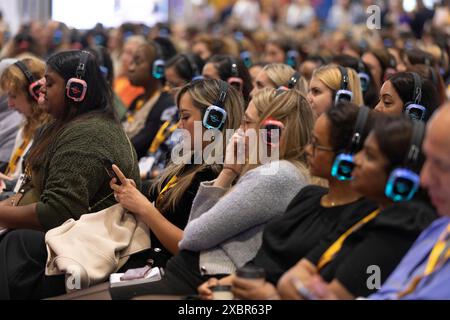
178, 160, 309, 276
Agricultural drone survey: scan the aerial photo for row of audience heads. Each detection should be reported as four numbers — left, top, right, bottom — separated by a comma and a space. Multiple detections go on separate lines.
0, 45, 437, 205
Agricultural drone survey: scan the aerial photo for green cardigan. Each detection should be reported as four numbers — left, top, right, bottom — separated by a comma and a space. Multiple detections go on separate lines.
31, 115, 140, 231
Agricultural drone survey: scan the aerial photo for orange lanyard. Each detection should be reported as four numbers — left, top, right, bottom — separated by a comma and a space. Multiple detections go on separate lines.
156, 176, 178, 209
317, 209, 381, 271
5, 137, 31, 176
398, 223, 450, 298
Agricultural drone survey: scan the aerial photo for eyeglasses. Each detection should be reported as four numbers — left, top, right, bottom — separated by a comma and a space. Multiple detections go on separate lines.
309, 137, 334, 157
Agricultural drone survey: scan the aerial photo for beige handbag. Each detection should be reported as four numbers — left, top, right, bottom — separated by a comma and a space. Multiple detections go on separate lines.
45, 204, 151, 292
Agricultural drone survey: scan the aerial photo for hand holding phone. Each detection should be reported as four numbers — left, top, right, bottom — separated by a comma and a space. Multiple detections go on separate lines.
102, 158, 121, 185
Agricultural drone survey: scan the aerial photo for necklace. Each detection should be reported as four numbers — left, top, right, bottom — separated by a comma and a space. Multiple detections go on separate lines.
321, 194, 360, 208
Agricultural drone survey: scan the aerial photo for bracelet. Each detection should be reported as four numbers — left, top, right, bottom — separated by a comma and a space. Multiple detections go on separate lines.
223, 166, 241, 178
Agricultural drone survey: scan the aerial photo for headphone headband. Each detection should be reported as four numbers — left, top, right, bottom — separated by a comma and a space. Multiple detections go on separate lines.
411, 72, 422, 105
349, 106, 370, 153
14, 60, 35, 85
76, 51, 90, 79
215, 80, 229, 108
338, 65, 349, 91
288, 72, 301, 89
229, 57, 239, 78
405, 120, 425, 168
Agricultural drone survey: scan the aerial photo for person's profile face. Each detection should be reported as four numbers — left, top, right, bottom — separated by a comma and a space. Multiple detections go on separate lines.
40, 67, 66, 119
264, 43, 286, 64
306, 115, 336, 179
128, 46, 152, 86
420, 118, 450, 216
374, 80, 404, 116
177, 92, 203, 150
351, 133, 390, 202
250, 70, 275, 99
307, 76, 333, 117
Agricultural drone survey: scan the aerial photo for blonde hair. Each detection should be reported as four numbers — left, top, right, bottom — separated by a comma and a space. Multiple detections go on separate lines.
153, 79, 245, 213
313, 65, 364, 106
251, 87, 314, 176
0, 57, 50, 139
263, 63, 308, 94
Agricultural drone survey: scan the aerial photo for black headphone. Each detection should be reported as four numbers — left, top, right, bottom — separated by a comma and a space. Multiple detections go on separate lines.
404, 72, 427, 122
151, 41, 165, 80
66, 50, 90, 103
14, 60, 41, 102
331, 106, 370, 181
335, 66, 353, 105
358, 60, 370, 93
202, 80, 229, 130
385, 120, 425, 202
181, 54, 203, 81
277, 71, 301, 93
227, 57, 244, 92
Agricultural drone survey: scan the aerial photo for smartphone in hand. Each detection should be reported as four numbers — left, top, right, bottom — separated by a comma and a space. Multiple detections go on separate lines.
102, 158, 122, 185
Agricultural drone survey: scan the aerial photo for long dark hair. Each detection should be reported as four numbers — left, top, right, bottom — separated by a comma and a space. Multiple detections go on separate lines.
26, 50, 116, 170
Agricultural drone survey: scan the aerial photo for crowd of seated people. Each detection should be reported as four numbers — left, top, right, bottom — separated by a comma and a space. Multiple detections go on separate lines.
0, 0, 449, 301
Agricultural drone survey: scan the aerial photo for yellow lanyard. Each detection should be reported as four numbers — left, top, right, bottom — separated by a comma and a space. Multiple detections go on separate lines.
398, 223, 450, 298
149, 121, 178, 154
5, 137, 31, 176
156, 175, 178, 209
317, 209, 381, 271
126, 91, 161, 124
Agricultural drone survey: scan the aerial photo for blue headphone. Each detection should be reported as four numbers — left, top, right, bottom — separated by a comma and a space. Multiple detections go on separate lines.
203, 80, 229, 130
286, 47, 299, 69
335, 66, 353, 105
385, 120, 425, 202
235, 32, 253, 69
404, 72, 427, 122
331, 106, 370, 181
152, 42, 165, 80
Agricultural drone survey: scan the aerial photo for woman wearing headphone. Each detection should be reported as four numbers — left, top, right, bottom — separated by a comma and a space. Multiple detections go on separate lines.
375, 72, 439, 122
308, 65, 364, 117
102, 87, 314, 299
0, 57, 50, 194
202, 54, 253, 104
278, 115, 437, 300
198, 102, 378, 300
123, 41, 178, 159
0, 50, 140, 231
250, 63, 308, 98
0, 79, 244, 300
164, 53, 205, 94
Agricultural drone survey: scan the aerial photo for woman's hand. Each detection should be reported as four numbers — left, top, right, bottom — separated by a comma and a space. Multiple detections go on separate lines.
110, 165, 153, 217
277, 259, 318, 300
305, 275, 339, 300
198, 278, 220, 300
224, 129, 248, 177
198, 275, 235, 300
232, 277, 280, 300
0, 173, 12, 192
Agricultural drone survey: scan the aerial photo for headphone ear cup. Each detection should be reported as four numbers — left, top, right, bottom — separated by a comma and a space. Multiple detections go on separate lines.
385, 168, 420, 202
152, 59, 165, 79
66, 78, 88, 102
331, 153, 355, 181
